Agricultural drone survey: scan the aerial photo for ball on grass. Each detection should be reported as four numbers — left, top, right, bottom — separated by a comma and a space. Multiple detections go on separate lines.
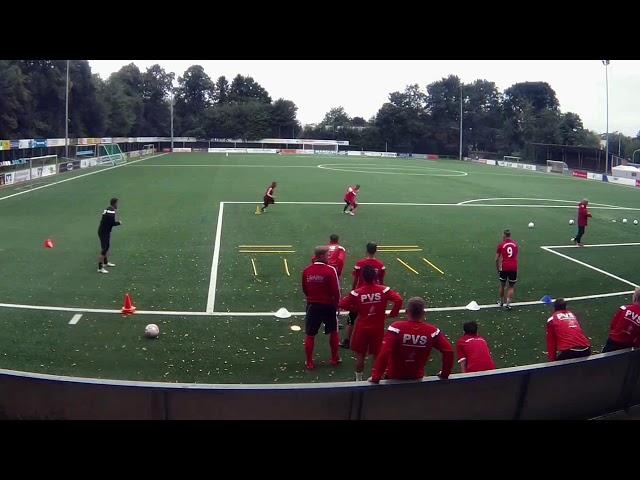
635, 220, 639, 225
528, 222, 534, 228
569, 219, 574, 225
623, 218, 628, 223
144, 323, 160, 339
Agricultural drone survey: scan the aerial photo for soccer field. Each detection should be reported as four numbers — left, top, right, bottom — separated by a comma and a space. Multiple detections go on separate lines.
1, 152, 639, 384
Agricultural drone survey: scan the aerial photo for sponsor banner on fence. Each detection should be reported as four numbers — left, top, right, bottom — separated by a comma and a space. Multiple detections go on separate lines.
14, 169, 30, 183
380, 152, 398, 158
18, 139, 32, 149
58, 160, 82, 173
172, 148, 192, 153
0, 174, 4, 185
426, 154, 439, 160
587, 172, 603, 181
4, 173, 14, 184
637, 179, 640, 188
0, 140, 10, 150
46, 138, 66, 147
80, 159, 98, 169
100, 138, 113, 144
472, 158, 488, 164
112, 137, 129, 143
604, 175, 636, 187
246, 148, 279, 154
279, 149, 297, 155
398, 153, 412, 158
10, 140, 19, 149
127, 150, 141, 158
207, 148, 247, 153
347, 151, 362, 156
162, 148, 172, 152
572, 170, 588, 179
33, 139, 47, 148
192, 148, 208, 153
42, 165, 57, 177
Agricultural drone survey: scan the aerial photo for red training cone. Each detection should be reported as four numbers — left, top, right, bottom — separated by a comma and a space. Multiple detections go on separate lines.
44, 239, 54, 249
121, 293, 136, 315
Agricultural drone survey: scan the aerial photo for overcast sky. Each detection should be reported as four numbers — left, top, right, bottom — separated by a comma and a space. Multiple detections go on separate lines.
88, 60, 640, 137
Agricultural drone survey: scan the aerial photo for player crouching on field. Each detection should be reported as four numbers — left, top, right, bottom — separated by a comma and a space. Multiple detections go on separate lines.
343, 184, 360, 216
339, 265, 402, 381
456, 321, 496, 373
545, 298, 591, 361
602, 288, 640, 353
369, 297, 454, 383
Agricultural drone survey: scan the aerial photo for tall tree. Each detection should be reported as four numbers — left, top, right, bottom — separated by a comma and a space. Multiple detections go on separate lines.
18, 60, 67, 137
174, 65, 215, 136
140, 64, 174, 136
68, 60, 106, 137
228, 74, 271, 104
0, 60, 32, 138
213, 75, 229, 104
270, 99, 300, 137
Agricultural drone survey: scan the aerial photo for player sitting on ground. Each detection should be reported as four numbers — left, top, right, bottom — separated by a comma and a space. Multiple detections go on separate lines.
97, 197, 121, 274
342, 242, 386, 348
343, 184, 360, 216
338, 265, 402, 381
456, 321, 496, 373
496, 229, 519, 310
545, 298, 591, 361
257, 181, 276, 214
602, 288, 640, 352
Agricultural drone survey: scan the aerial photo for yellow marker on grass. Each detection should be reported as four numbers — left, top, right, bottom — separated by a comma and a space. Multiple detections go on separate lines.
284, 258, 291, 277
251, 258, 258, 276
422, 257, 445, 275
396, 258, 420, 275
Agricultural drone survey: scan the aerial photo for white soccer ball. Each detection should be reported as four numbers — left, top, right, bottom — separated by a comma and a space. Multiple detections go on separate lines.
635, 220, 639, 225
528, 222, 534, 228
144, 323, 160, 339
569, 219, 575, 225
622, 218, 628, 223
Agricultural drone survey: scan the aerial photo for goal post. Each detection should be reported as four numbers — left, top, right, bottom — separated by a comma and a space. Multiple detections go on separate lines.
142, 144, 155, 156
547, 160, 568, 174
0, 154, 58, 186
98, 143, 126, 165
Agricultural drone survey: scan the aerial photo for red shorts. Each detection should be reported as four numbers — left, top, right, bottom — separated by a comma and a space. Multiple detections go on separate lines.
350, 326, 384, 355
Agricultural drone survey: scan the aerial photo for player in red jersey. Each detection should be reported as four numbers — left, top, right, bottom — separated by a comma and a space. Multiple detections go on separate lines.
256, 181, 276, 214
456, 321, 496, 373
602, 289, 640, 352
495, 229, 519, 310
311, 234, 346, 277
571, 198, 592, 247
343, 184, 360, 216
341, 242, 386, 348
338, 265, 402, 381
545, 298, 591, 361
301, 246, 342, 370
369, 297, 454, 383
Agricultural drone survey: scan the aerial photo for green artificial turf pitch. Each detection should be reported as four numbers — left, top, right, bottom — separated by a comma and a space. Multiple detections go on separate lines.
0, 152, 639, 384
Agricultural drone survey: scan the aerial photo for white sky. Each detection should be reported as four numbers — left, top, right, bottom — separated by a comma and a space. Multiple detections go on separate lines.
88, 60, 640, 137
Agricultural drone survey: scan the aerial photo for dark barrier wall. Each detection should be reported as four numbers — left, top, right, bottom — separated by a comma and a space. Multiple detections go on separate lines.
0, 350, 638, 420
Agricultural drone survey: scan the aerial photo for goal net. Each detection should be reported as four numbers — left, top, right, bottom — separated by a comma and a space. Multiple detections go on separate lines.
547, 160, 568, 174
98, 144, 126, 165
142, 144, 155, 156
0, 154, 58, 186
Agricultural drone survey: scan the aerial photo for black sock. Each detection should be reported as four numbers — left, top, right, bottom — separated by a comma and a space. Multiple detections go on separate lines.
343, 205, 348, 212
98, 262, 102, 270
104, 257, 108, 264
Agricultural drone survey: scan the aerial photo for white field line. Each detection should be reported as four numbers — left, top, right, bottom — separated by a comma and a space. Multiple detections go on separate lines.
131, 164, 316, 168
206, 202, 225, 313
540, 246, 640, 289
0, 289, 633, 317
69, 314, 82, 325
223, 200, 640, 210
0, 153, 167, 202
457, 197, 626, 208
542, 242, 640, 249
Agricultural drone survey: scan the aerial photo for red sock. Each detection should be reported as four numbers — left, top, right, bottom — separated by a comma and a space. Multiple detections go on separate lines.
304, 335, 315, 363
329, 331, 340, 361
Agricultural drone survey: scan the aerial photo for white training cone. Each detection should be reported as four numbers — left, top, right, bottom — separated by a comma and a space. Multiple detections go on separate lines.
465, 301, 480, 311
274, 307, 292, 319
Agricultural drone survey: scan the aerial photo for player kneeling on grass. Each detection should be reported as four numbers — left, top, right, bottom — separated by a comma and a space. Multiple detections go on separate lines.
496, 229, 518, 310
545, 298, 591, 361
301, 246, 342, 370
456, 321, 496, 373
338, 265, 402, 381
602, 288, 640, 352
369, 297, 454, 383
97, 197, 121, 274
256, 181, 276, 214
343, 184, 360, 216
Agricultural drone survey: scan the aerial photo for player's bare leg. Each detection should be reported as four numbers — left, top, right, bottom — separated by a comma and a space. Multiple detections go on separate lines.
355, 352, 365, 381
505, 285, 515, 310
98, 254, 109, 274
341, 324, 353, 348
498, 283, 505, 307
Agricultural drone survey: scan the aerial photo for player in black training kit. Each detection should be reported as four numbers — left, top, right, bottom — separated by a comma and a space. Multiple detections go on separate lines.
97, 197, 121, 274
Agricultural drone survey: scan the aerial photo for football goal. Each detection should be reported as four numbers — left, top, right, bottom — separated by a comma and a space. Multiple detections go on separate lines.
547, 160, 568, 174
98, 144, 126, 165
142, 144, 155, 156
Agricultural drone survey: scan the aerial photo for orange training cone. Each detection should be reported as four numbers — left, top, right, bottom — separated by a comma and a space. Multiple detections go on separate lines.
44, 239, 54, 249
121, 293, 136, 315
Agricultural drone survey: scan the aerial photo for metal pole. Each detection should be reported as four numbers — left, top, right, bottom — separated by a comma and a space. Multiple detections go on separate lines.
65, 60, 70, 159
604, 60, 610, 174
618, 132, 621, 156
170, 91, 174, 152
385, 141, 388, 152
459, 84, 463, 161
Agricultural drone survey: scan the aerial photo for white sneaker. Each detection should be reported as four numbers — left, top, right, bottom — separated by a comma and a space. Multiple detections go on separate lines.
106, 262, 116, 267
98, 268, 109, 274
348, 211, 355, 216
343, 210, 349, 214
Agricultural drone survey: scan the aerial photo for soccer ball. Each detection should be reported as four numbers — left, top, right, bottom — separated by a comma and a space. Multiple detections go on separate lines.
622, 218, 628, 224
144, 323, 160, 339
528, 222, 534, 228
635, 220, 639, 225
569, 219, 575, 225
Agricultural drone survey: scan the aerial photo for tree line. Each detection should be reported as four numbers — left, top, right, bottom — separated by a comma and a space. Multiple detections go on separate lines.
1, 60, 639, 158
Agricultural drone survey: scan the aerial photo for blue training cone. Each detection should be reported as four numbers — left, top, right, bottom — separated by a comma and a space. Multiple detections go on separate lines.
540, 295, 553, 305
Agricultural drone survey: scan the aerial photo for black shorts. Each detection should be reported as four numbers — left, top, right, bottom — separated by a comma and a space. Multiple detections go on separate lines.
348, 310, 358, 326
263, 196, 275, 206
305, 303, 338, 336
98, 232, 110, 255
602, 338, 632, 353
499, 270, 517, 285
557, 347, 591, 361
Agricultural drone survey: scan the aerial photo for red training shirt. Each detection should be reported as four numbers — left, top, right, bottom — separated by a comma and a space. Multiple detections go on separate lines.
496, 239, 518, 271
338, 283, 402, 331
301, 261, 341, 306
545, 309, 591, 361
371, 320, 454, 382
577, 203, 592, 227
607, 303, 640, 348
344, 186, 358, 204
456, 334, 496, 373
265, 185, 275, 198
352, 257, 386, 288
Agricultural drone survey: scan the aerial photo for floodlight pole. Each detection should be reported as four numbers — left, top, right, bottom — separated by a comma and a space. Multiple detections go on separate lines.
459, 84, 463, 161
65, 60, 70, 158
603, 60, 610, 174
170, 90, 174, 151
